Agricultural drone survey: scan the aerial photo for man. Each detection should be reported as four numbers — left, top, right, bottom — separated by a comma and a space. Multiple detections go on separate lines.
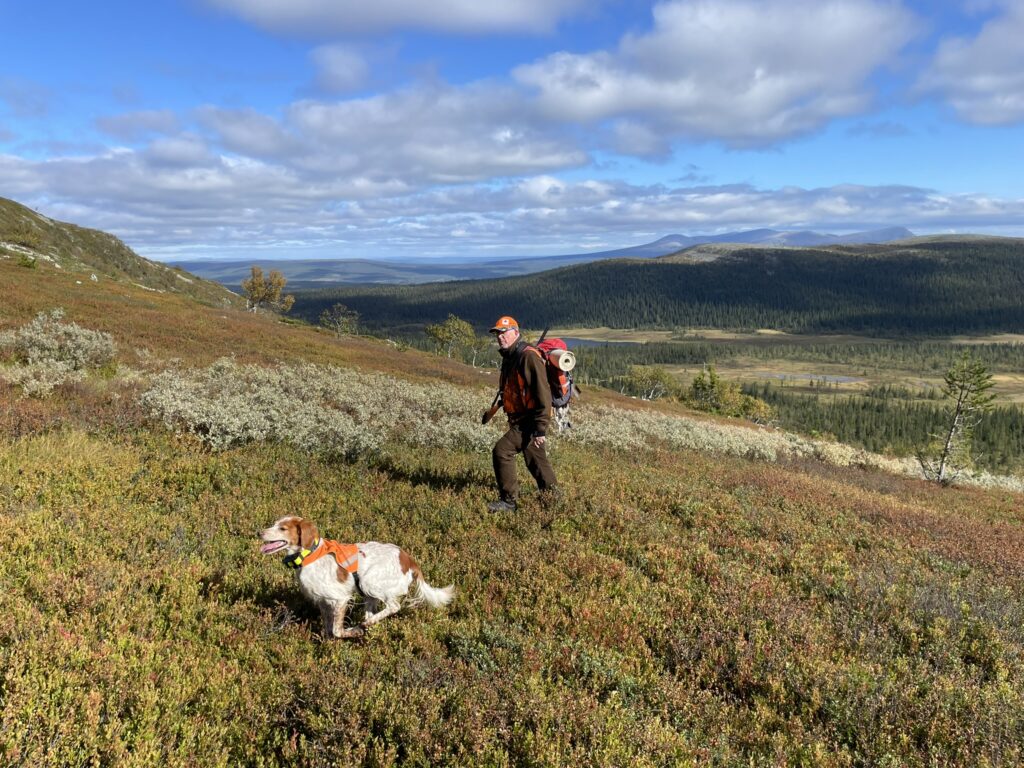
486, 315, 558, 512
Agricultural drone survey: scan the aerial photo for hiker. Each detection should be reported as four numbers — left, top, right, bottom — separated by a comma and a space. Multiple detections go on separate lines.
485, 316, 559, 512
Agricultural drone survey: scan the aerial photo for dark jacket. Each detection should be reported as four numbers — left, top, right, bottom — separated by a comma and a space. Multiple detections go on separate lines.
499, 339, 552, 435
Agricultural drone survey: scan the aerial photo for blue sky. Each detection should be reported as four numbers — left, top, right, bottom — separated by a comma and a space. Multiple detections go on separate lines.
2, 0, 1023, 262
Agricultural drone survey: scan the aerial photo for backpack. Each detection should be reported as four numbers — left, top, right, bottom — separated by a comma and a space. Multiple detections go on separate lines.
536, 338, 577, 409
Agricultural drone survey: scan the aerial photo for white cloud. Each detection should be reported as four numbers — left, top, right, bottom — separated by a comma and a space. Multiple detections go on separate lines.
196, 106, 301, 158
187, 82, 586, 187
144, 134, 218, 168
920, 4, 1024, 124
310, 45, 370, 93
10, 143, 1023, 260
204, 0, 589, 34
514, 0, 917, 146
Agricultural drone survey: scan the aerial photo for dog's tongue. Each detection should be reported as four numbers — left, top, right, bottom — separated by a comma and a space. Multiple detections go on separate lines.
261, 541, 285, 554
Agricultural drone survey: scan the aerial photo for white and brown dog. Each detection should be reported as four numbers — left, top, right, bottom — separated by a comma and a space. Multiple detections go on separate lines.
260, 516, 454, 639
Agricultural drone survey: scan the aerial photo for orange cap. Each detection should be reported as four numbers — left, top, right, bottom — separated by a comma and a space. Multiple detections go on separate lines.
489, 316, 519, 334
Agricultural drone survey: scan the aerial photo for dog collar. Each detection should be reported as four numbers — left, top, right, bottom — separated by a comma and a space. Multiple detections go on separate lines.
283, 538, 322, 569
283, 538, 360, 574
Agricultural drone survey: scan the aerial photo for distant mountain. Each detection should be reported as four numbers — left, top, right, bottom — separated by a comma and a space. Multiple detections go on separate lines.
0, 196, 238, 307
173, 227, 916, 287
619, 227, 916, 253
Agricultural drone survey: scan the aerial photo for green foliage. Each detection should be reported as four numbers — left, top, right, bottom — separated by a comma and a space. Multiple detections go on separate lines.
241, 266, 295, 313
617, 364, 681, 400
318, 302, 359, 336
686, 366, 774, 423
744, 383, 1024, 475
424, 313, 477, 359
17, 253, 37, 269
919, 352, 997, 484
2, 221, 42, 249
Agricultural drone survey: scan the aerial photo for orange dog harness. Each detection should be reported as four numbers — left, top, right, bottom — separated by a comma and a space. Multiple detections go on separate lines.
284, 538, 359, 573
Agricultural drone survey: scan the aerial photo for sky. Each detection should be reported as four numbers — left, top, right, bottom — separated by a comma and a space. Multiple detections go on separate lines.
2, 0, 1024, 262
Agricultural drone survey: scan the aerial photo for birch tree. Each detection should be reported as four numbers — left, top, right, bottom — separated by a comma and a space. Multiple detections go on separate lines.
241, 266, 294, 313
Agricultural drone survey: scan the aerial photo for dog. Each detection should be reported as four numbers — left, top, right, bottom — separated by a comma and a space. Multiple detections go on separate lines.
259, 516, 454, 639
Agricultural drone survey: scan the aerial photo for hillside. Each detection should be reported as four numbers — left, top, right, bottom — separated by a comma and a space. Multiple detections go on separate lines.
1, 222, 1023, 766
291, 237, 1024, 336
0, 196, 239, 308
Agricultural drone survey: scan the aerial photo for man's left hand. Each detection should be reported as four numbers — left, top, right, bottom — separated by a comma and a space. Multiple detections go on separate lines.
531, 435, 546, 448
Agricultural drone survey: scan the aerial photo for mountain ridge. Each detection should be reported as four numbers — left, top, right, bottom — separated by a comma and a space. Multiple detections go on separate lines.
172, 226, 916, 286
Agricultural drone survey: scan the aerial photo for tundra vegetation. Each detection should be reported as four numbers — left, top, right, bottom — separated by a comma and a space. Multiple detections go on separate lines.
1, 252, 1023, 767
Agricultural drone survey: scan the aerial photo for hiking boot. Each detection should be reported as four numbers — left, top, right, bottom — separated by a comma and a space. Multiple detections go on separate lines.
487, 499, 517, 513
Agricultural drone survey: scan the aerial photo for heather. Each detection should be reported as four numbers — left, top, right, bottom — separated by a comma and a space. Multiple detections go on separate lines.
2, 428, 1022, 766
1, 278, 1023, 765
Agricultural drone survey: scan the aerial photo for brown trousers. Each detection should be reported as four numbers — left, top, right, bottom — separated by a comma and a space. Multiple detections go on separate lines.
492, 422, 558, 502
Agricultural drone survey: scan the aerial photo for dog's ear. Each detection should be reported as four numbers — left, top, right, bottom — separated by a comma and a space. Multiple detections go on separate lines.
297, 518, 319, 548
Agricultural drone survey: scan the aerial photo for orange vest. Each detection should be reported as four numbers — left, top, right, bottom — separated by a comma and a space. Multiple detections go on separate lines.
501, 345, 543, 415
293, 539, 359, 573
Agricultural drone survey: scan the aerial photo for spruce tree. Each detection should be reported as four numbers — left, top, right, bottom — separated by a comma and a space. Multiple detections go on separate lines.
917, 352, 996, 484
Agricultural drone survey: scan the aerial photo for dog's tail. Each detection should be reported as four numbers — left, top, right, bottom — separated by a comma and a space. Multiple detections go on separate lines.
412, 578, 455, 609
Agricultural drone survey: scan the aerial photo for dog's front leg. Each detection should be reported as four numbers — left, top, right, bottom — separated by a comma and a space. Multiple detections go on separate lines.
319, 602, 334, 638
329, 598, 364, 639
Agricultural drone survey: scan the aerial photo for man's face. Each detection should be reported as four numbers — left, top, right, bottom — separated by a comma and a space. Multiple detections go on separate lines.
494, 327, 519, 350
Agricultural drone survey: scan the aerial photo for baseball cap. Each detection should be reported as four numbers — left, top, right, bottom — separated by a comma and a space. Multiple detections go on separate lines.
489, 316, 519, 334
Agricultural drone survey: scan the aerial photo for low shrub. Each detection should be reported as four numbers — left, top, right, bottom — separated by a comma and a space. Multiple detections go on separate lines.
5, 308, 116, 370
140, 358, 496, 456
0, 361, 84, 398
138, 357, 1023, 490
0, 309, 117, 398
2, 221, 43, 249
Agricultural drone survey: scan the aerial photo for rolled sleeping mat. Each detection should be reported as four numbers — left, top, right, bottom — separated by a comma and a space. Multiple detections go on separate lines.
550, 349, 576, 372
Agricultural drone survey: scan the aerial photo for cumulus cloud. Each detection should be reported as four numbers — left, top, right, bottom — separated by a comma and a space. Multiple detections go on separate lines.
196, 106, 302, 158
195, 83, 587, 185
204, 0, 589, 34
310, 45, 370, 93
514, 0, 917, 147
920, 4, 1024, 125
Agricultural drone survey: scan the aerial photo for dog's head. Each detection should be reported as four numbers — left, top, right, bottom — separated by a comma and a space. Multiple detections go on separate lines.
259, 516, 319, 556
